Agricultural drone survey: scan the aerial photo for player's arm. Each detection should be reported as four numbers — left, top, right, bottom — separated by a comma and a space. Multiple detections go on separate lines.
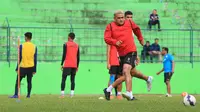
77, 46, 80, 69
107, 44, 111, 69
171, 56, 175, 73
15, 45, 22, 72
130, 20, 144, 46
33, 47, 37, 74
104, 24, 121, 46
157, 68, 164, 75
61, 44, 67, 69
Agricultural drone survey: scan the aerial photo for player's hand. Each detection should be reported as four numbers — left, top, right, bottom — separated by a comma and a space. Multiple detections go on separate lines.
172, 69, 174, 74
61, 66, 63, 71
33, 72, 36, 75
140, 40, 144, 46
116, 40, 122, 46
135, 56, 140, 66
107, 64, 110, 70
156, 72, 160, 75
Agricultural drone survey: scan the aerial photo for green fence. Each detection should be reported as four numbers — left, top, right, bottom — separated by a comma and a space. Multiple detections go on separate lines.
0, 26, 200, 67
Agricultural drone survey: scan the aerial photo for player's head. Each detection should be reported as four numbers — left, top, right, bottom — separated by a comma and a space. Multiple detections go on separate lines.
146, 41, 150, 46
162, 47, 168, 55
125, 11, 133, 20
153, 9, 157, 14
154, 38, 159, 44
114, 10, 125, 26
68, 32, 75, 40
24, 32, 32, 41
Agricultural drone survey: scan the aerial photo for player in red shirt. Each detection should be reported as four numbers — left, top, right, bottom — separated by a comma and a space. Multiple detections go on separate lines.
103, 10, 151, 101
107, 45, 123, 100
60, 32, 80, 98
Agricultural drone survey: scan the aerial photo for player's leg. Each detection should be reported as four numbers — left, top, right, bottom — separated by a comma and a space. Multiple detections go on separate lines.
70, 68, 76, 97
116, 75, 123, 100
60, 68, 68, 97
131, 68, 153, 92
104, 75, 126, 100
108, 66, 117, 99
165, 72, 173, 97
10, 68, 25, 98
26, 69, 33, 98
122, 53, 137, 101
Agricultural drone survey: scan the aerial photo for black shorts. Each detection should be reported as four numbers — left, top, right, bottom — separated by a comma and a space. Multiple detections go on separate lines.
164, 72, 173, 83
62, 68, 76, 76
109, 66, 120, 75
119, 52, 137, 73
19, 67, 34, 78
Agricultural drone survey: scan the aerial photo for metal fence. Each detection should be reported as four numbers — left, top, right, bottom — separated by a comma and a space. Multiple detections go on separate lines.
0, 26, 200, 67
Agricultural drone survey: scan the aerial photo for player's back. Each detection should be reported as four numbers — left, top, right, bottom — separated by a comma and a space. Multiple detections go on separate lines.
20, 42, 36, 68
64, 41, 79, 68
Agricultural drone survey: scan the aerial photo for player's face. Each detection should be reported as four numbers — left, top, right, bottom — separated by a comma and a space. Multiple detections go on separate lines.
161, 49, 166, 55
114, 14, 125, 25
146, 42, 150, 46
125, 15, 133, 20
155, 40, 159, 44
153, 10, 157, 14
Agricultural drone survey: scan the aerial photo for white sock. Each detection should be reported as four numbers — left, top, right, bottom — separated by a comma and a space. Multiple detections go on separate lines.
110, 92, 113, 95
127, 91, 133, 99
71, 90, 74, 95
61, 91, 64, 95
118, 92, 121, 95
106, 85, 113, 92
147, 76, 151, 82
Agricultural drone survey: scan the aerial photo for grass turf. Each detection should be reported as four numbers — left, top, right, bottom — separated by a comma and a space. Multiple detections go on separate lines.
0, 95, 199, 112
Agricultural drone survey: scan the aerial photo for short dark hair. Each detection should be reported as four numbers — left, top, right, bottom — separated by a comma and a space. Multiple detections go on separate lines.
68, 32, 75, 40
24, 32, 32, 40
153, 9, 157, 11
155, 38, 159, 40
146, 41, 150, 43
125, 11, 133, 17
162, 47, 169, 53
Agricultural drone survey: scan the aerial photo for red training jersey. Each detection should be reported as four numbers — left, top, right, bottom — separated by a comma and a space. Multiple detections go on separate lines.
63, 41, 79, 68
104, 20, 144, 56
109, 45, 119, 66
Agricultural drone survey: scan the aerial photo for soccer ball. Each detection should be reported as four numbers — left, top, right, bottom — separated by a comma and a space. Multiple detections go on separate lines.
183, 95, 196, 106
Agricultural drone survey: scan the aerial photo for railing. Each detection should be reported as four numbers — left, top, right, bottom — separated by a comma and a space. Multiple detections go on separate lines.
0, 20, 199, 68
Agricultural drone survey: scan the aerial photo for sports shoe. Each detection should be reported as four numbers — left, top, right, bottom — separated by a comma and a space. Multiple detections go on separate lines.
110, 95, 114, 100
147, 76, 153, 92
26, 95, 30, 98
70, 94, 74, 98
166, 94, 172, 97
116, 95, 123, 100
9, 95, 18, 98
122, 93, 137, 101
60, 95, 65, 98
103, 88, 110, 101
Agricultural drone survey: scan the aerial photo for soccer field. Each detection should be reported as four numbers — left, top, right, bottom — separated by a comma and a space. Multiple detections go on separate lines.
0, 95, 199, 112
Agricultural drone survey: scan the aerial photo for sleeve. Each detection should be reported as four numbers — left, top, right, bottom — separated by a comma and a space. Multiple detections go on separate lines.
104, 24, 118, 46
170, 55, 174, 62
157, 14, 159, 19
33, 47, 37, 72
143, 45, 147, 51
150, 44, 154, 51
77, 46, 80, 68
150, 14, 152, 20
130, 20, 144, 42
61, 44, 67, 66
15, 45, 22, 71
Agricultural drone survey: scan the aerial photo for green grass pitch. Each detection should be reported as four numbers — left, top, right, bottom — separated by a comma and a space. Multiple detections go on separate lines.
0, 95, 199, 112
